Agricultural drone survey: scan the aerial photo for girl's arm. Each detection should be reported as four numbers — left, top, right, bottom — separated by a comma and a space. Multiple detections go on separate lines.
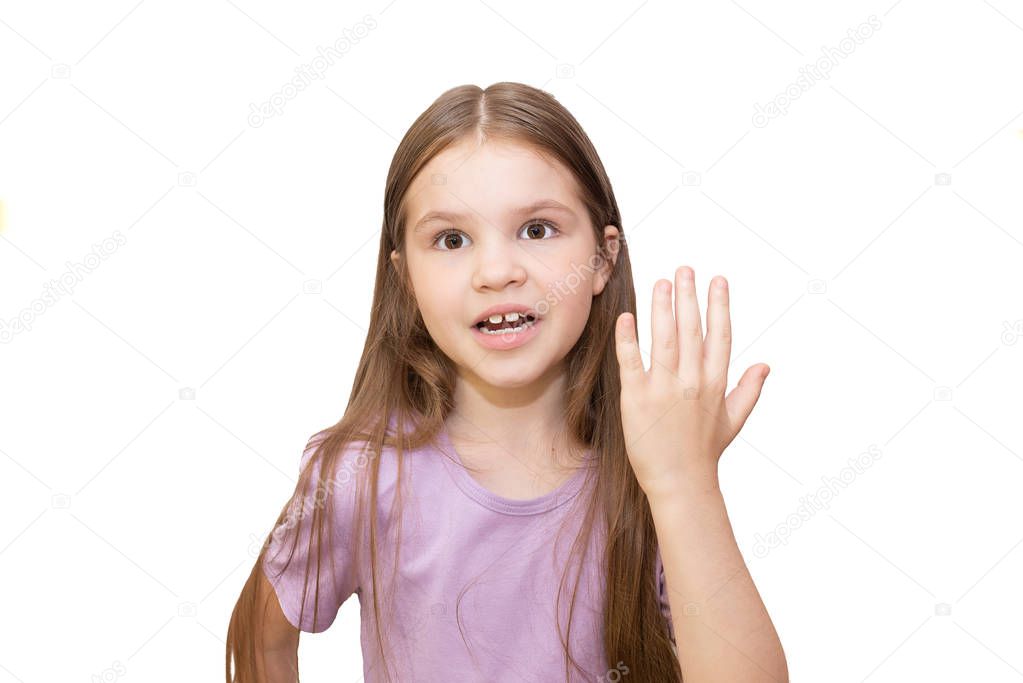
254, 571, 301, 682
650, 482, 788, 682
613, 269, 786, 679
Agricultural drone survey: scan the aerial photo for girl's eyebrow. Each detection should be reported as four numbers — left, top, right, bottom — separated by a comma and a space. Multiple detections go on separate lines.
412, 198, 576, 232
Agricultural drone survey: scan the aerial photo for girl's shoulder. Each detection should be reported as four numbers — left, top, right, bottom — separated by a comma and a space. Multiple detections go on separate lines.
295, 425, 443, 502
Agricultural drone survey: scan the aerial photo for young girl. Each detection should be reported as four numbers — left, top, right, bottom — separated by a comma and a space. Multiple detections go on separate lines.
226, 82, 787, 682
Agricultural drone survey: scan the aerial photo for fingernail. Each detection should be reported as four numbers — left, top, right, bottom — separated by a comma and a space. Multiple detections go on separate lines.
658, 281, 671, 295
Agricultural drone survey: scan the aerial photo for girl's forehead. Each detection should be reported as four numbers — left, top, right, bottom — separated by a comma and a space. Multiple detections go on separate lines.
406, 141, 581, 220
421, 137, 570, 184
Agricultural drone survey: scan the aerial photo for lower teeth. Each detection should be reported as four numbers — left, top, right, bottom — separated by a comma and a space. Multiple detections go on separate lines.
480, 320, 535, 335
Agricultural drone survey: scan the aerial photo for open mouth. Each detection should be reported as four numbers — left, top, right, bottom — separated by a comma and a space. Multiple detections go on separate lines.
473, 312, 538, 336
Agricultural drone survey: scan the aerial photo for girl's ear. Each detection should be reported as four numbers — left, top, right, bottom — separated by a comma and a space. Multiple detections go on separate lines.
592, 225, 620, 296
390, 249, 400, 266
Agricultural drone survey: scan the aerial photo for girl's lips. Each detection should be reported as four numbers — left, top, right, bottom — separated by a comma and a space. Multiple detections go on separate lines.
470, 318, 542, 350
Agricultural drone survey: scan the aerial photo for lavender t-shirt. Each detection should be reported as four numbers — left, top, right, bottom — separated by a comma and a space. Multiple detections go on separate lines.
263, 425, 674, 682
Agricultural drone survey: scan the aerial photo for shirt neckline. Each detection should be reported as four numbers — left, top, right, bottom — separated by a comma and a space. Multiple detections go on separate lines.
437, 422, 594, 516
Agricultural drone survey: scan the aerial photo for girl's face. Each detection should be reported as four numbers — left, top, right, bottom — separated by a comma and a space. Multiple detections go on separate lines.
392, 137, 619, 391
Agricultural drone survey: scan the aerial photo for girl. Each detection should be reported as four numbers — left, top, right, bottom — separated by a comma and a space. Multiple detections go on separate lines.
226, 82, 787, 682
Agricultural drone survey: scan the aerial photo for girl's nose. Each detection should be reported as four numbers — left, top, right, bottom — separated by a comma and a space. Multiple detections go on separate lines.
471, 236, 529, 291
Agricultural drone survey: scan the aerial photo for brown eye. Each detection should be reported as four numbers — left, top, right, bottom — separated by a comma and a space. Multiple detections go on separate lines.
520, 220, 558, 240
433, 229, 472, 250
432, 219, 558, 251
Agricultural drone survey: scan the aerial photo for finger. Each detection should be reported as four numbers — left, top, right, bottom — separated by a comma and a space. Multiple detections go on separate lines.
704, 275, 732, 392
674, 266, 703, 381
615, 312, 646, 381
724, 364, 770, 435
650, 279, 678, 379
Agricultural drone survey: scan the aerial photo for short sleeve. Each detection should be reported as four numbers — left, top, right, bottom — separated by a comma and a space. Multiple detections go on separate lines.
655, 549, 677, 652
261, 434, 360, 633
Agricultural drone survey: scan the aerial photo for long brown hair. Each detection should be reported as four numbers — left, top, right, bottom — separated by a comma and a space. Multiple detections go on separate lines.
226, 81, 682, 682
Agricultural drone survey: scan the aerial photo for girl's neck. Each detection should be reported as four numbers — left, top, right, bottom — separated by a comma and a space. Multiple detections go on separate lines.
444, 413, 589, 475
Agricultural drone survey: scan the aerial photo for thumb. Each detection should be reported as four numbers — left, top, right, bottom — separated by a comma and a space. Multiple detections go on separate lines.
724, 364, 769, 434
615, 312, 645, 381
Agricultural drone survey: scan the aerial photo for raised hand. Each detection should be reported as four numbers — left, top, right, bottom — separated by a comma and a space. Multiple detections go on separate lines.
613, 266, 770, 503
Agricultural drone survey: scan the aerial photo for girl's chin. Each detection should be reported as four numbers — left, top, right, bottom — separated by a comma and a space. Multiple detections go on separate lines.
459, 360, 549, 389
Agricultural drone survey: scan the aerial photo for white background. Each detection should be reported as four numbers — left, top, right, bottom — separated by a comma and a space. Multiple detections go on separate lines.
1, 1, 1022, 681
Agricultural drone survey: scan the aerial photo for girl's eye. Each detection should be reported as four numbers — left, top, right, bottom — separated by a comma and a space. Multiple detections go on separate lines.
431, 219, 560, 251
520, 219, 559, 240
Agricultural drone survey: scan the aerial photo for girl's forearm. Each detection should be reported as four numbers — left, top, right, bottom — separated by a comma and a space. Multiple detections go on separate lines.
251, 572, 300, 682
649, 481, 788, 682
255, 646, 299, 683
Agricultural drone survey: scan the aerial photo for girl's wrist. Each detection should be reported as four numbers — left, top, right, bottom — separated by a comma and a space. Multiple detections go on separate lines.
643, 467, 721, 511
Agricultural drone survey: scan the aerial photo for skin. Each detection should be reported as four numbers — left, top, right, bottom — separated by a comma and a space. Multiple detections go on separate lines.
391, 136, 619, 492
614, 270, 788, 679
252, 571, 300, 682
248, 136, 622, 679
390, 135, 787, 675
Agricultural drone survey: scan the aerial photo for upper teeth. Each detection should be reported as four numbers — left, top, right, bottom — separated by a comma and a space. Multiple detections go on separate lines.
486, 312, 527, 324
